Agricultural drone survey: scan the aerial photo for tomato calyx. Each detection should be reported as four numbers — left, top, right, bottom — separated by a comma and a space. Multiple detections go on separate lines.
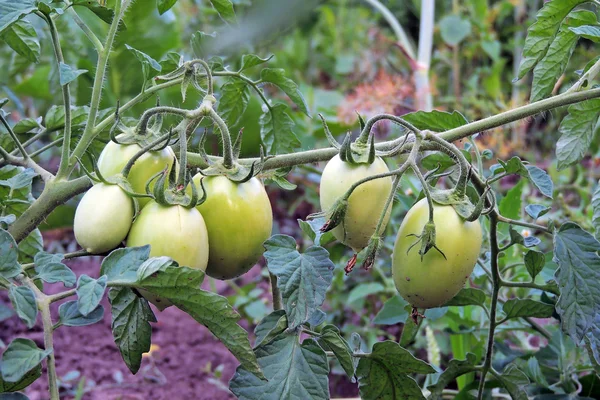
152, 161, 204, 209
361, 235, 382, 271
344, 253, 358, 275
406, 221, 447, 261
307, 197, 349, 233
410, 307, 425, 325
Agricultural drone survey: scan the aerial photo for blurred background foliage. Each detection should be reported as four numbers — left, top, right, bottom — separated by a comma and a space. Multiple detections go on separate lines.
2, 0, 599, 396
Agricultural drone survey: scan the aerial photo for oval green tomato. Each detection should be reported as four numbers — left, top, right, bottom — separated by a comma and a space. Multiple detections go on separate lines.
74, 183, 134, 254
392, 198, 483, 309
193, 174, 273, 280
97, 140, 176, 207
126, 201, 209, 271
319, 155, 393, 251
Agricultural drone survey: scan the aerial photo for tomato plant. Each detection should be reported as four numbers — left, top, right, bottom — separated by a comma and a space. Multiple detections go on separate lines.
1, 1, 600, 400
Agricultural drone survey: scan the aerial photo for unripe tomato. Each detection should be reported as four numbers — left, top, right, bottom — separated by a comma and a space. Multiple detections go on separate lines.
97, 140, 177, 207
126, 201, 209, 270
193, 174, 273, 280
319, 155, 393, 251
392, 198, 483, 309
74, 183, 134, 254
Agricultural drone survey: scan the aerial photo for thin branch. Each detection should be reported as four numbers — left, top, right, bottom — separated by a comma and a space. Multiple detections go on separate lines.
0, 113, 28, 158
68, 7, 104, 53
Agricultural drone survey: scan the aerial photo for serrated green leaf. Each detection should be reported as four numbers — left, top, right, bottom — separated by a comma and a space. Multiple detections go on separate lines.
497, 364, 529, 400
260, 103, 300, 155
0, 20, 39, 63
524, 250, 546, 279
209, 0, 236, 23
100, 246, 151, 285
218, 78, 250, 127
157, 0, 178, 15
264, 234, 334, 329
517, 0, 588, 79
239, 54, 272, 71
44, 105, 90, 131
58, 300, 103, 327
190, 31, 217, 59
356, 341, 434, 400
17, 229, 42, 263
499, 179, 524, 220
502, 298, 554, 319
0, 339, 50, 383
137, 265, 263, 379
402, 110, 468, 132
125, 44, 162, 84
525, 204, 551, 219
8, 286, 37, 328
230, 334, 329, 399
108, 287, 156, 374
531, 10, 597, 101
319, 325, 355, 379
71, 0, 114, 24
509, 225, 542, 248
297, 218, 334, 247
76, 275, 107, 316
35, 261, 75, 288
261, 68, 310, 116
373, 295, 409, 325
526, 165, 553, 198
254, 309, 288, 347
439, 15, 471, 46
0, 229, 20, 279
0, 1, 37, 35
58, 62, 87, 86
427, 353, 478, 400
443, 288, 486, 307
12, 118, 41, 135
553, 222, 600, 343
0, 363, 41, 393
570, 25, 600, 42
556, 99, 600, 169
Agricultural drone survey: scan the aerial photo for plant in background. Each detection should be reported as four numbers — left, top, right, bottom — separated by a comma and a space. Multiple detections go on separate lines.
1, 0, 600, 399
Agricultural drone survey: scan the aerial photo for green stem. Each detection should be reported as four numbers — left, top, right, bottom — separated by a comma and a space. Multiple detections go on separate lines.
68, 7, 104, 53
356, 114, 421, 145
29, 138, 63, 158
22, 249, 91, 272
499, 279, 559, 295
42, 12, 72, 180
0, 113, 28, 159
122, 133, 171, 178
426, 131, 470, 197
496, 215, 551, 234
137, 106, 190, 135
567, 56, 600, 93
206, 107, 234, 168
468, 136, 484, 179
270, 272, 282, 310
477, 214, 500, 400
363, 0, 415, 59
47, 288, 77, 303
67, 0, 129, 176
190, 59, 214, 95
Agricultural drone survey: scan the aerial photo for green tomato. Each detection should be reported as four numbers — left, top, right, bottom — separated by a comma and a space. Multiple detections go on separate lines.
126, 201, 209, 271
74, 183, 134, 254
392, 198, 483, 309
193, 174, 273, 280
319, 155, 393, 251
97, 140, 177, 207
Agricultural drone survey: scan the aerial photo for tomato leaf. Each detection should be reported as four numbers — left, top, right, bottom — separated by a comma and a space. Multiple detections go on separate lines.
71, 0, 115, 25
124, 44, 162, 89
8, 286, 37, 328
0, 20, 40, 63
517, 0, 589, 79
318, 325, 355, 379
502, 298, 554, 320
402, 110, 468, 132
76, 274, 107, 317
557, 99, 600, 170
499, 179, 525, 221
260, 68, 310, 116
136, 264, 264, 379
497, 364, 530, 400
356, 341, 435, 400
58, 62, 87, 86
239, 54, 272, 72
157, 0, 178, 15
524, 250, 546, 280
553, 222, 600, 343
298, 218, 335, 247
218, 78, 250, 127
427, 353, 478, 400
443, 288, 487, 307
108, 287, 156, 374
509, 226, 541, 248
208, 0, 236, 23
0, 0, 37, 35
260, 103, 300, 155
264, 234, 335, 330
230, 334, 329, 400
100, 246, 151, 285
531, 10, 597, 101
373, 295, 409, 325
526, 165, 553, 198
0, 339, 51, 384
58, 300, 104, 327
0, 363, 41, 393
17, 228, 42, 263
254, 309, 288, 347
0, 229, 20, 279
525, 204, 551, 220
34, 255, 75, 288
570, 25, 600, 42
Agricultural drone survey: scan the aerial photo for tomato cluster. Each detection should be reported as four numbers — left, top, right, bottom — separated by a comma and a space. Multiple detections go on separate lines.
73, 140, 273, 287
